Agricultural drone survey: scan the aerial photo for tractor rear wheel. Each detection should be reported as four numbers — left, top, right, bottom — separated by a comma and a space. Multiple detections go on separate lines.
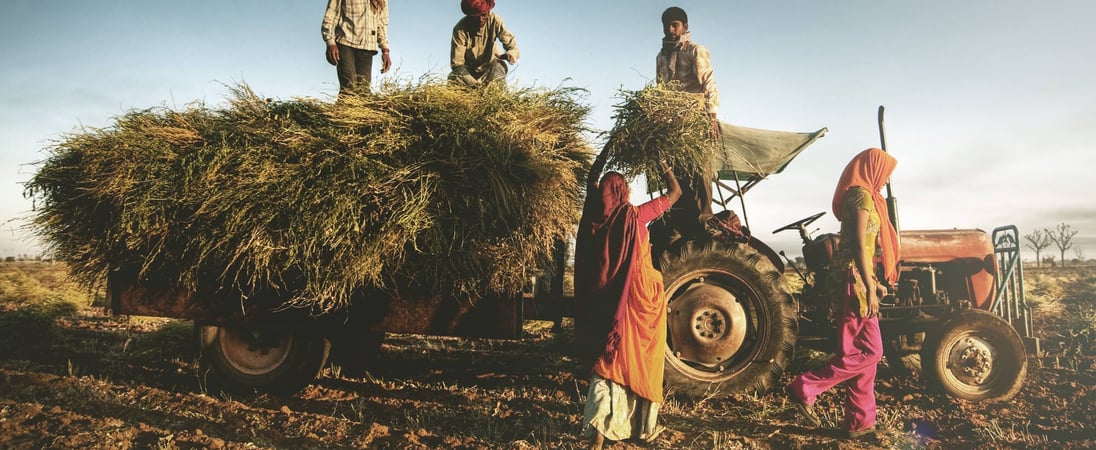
921, 310, 1027, 401
197, 324, 329, 395
659, 240, 797, 397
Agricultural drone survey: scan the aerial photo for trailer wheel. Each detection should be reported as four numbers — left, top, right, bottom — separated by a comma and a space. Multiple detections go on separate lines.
197, 324, 329, 395
921, 310, 1027, 401
659, 240, 797, 397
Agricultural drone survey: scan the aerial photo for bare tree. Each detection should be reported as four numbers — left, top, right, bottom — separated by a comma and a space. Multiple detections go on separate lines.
1024, 229, 1051, 268
1074, 246, 1086, 264
1047, 223, 1079, 267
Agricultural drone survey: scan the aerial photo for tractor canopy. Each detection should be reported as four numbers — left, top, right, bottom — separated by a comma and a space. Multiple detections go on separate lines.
715, 122, 827, 182
708, 122, 827, 209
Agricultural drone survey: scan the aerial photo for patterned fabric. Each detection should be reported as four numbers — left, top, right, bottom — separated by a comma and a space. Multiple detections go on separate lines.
450, 13, 519, 82
706, 210, 749, 242
830, 187, 880, 318
656, 32, 719, 114
321, 0, 389, 51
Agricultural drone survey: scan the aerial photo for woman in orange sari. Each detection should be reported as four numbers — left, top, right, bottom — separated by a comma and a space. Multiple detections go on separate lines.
575, 148, 680, 449
788, 148, 899, 439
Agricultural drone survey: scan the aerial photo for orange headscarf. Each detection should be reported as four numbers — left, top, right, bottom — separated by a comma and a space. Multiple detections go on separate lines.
831, 148, 900, 284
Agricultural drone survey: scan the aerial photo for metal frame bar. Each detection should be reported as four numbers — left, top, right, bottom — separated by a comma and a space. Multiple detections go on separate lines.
992, 226, 1038, 352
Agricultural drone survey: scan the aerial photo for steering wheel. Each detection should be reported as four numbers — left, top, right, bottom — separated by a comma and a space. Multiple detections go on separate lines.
773, 211, 826, 234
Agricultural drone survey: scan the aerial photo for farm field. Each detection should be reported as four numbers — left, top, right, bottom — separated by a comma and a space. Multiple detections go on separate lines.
1, 261, 1094, 449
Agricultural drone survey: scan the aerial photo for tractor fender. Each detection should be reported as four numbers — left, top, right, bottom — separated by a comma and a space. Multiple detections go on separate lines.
746, 238, 785, 273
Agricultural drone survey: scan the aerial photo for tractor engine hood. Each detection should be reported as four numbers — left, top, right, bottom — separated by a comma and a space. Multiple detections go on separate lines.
899, 229, 997, 310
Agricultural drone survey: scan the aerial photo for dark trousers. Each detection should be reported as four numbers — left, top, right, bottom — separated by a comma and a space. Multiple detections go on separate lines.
666, 168, 714, 240
336, 44, 377, 92
481, 59, 510, 84
547, 238, 568, 329
448, 59, 509, 87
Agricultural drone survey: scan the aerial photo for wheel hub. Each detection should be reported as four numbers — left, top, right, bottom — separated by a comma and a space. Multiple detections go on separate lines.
668, 282, 747, 367
219, 327, 293, 376
949, 336, 994, 384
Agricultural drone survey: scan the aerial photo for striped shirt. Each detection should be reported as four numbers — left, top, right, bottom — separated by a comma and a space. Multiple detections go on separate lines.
322, 0, 389, 52
656, 32, 719, 114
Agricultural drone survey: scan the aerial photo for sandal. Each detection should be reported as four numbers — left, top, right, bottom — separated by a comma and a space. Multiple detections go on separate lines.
787, 389, 822, 427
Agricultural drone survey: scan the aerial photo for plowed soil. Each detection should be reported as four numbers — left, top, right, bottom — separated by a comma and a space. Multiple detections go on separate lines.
1, 263, 1094, 449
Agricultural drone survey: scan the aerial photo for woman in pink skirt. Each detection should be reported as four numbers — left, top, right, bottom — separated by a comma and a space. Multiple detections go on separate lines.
788, 148, 899, 438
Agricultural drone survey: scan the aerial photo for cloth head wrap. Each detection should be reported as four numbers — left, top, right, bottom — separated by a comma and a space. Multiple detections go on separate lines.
661, 7, 688, 25
831, 148, 900, 284
461, 0, 495, 16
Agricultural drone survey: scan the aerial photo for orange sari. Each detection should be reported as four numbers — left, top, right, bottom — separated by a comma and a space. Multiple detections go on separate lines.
574, 170, 671, 404
590, 221, 668, 403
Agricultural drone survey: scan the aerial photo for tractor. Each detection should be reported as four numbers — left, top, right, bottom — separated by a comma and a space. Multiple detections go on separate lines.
648, 107, 1037, 401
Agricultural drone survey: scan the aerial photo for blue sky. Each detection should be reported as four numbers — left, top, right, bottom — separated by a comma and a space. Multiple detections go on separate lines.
2, 0, 1095, 262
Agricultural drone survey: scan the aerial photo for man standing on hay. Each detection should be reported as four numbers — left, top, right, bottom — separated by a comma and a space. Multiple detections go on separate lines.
322, 0, 392, 92
449, 0, 520, 87
657, 6, 721, 239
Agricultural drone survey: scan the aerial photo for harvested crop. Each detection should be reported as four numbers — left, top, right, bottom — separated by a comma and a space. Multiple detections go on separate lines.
602, 83, 721, 182
26, 79, 592, 313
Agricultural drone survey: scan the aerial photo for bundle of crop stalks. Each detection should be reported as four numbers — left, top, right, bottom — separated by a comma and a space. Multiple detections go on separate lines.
602, 83, 721, 183
26, 79, 592, 313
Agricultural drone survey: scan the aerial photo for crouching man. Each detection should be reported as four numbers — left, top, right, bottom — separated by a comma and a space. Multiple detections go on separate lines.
449, 0, 520, 87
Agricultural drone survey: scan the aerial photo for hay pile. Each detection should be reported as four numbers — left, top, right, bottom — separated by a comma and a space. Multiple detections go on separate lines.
602, 83, 721, 183
26, 80, 592, 313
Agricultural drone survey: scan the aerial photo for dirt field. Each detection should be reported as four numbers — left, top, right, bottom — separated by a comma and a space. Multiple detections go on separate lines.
1, 262, 1095, 449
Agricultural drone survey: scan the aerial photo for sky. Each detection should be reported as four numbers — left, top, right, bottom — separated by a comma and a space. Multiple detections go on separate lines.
2, 0, 1095, 263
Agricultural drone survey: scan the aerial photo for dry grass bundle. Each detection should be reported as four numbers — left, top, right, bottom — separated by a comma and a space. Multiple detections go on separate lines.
26, 79, 592, 313
602, 83, 720, 180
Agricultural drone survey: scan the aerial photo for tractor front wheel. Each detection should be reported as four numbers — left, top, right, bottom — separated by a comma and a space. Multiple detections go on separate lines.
921, 310, 1027, 401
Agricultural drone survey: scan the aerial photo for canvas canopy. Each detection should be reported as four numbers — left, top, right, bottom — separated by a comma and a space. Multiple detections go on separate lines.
646, 122, 826, 197
715, 122, 827, 182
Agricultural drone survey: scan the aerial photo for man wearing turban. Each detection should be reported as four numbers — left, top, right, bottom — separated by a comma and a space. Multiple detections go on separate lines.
449, 0, 520, 87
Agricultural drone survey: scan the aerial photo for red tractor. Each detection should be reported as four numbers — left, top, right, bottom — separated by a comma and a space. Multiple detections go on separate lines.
651, 107, 1037, 401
